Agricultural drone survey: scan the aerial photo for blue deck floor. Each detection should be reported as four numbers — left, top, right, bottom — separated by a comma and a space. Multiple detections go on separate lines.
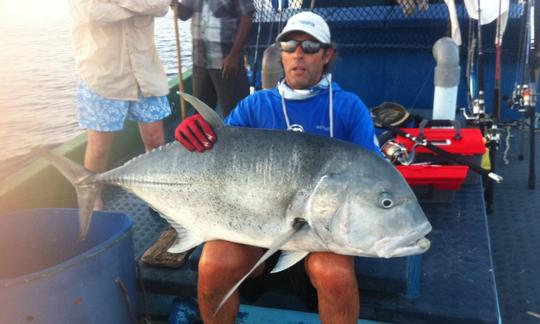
487, 126, 540, 324
100, 127, 540, 323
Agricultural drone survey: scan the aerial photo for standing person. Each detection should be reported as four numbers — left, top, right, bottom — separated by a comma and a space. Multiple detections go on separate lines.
69, 0, 173, 209
172, 0, 254, 118
175, 11, 380, 324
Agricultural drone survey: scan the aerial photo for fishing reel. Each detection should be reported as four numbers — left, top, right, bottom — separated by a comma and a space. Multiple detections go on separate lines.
510, 84, 536, 113
471, 96, 485, 116
461, 94, 486, 122
381, 140, 416, 166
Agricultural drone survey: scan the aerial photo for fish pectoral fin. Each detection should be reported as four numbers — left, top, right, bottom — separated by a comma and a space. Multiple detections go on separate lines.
270, 251, 309, 273
214, 219, 308, 315
167, 226, 205, 253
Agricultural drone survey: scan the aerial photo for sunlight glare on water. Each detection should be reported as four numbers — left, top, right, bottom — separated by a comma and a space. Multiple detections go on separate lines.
0, 0, 191, 179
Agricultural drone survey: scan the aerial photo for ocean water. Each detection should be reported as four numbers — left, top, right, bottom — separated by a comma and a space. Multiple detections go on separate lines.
0, 7, 192, 180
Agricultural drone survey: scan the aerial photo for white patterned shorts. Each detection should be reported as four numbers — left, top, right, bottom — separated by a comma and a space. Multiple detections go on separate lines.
77, 81, 171, 132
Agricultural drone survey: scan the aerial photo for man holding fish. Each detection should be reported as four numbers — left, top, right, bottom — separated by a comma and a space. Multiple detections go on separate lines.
176, 11, 381, 324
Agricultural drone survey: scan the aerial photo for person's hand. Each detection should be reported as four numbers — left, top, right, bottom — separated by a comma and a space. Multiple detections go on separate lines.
175, 114, 217, 152
221, 53, 239, 79
171, 1, 193, 20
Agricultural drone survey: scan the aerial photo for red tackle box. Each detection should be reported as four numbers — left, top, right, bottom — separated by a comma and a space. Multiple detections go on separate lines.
395, 126, 486, 185
396, 165, 469, 203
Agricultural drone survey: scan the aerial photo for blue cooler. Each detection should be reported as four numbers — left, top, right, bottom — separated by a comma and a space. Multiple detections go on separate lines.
0, 208, 139, 324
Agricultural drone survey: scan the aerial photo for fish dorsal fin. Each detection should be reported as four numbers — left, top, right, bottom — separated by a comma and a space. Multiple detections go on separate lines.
178, 92, 225, 130
167, 224, 205, 253
214, 218, 308, 315
306, 174, 348, 243
270, 251, 309, 273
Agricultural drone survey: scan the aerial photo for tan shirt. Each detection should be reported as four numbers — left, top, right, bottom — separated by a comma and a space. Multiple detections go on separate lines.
69, 0, 170, 100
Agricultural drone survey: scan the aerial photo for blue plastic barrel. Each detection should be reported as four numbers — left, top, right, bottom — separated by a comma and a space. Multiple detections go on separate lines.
0, 209, 139, 324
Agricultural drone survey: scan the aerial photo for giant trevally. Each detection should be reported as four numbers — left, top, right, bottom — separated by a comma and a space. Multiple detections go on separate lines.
38, 92, 431, 310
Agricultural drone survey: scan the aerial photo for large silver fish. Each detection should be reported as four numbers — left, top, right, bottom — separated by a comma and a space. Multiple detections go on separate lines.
39, 93, 431, 309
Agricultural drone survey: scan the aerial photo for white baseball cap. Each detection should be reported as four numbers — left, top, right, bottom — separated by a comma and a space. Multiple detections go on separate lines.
275, 11, 331, 44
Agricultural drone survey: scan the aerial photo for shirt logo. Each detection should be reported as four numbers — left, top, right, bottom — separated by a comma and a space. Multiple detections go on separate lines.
288, 124, 305, 132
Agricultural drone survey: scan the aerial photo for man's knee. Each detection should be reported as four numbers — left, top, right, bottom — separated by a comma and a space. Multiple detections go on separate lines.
143, 132, 164, 149
86, 142, 110, 157
198, 251, 239, 282
139, 122, 164, 150
198, 242, 263, 290
306, 254, 357, 294
86, 131, 114, 158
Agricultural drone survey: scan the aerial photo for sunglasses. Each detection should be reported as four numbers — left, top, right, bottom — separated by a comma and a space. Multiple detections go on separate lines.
279, 39, 329, 54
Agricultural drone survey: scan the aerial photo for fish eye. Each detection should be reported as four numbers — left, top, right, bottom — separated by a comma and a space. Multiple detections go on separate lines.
379, 192, 394, 209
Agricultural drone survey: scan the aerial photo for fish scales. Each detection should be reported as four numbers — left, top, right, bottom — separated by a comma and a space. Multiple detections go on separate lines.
96, 128, 335, 249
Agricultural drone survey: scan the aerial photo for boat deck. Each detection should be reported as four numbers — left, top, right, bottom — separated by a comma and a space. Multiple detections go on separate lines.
102, 126, 539, 323
487, 126, 540, 324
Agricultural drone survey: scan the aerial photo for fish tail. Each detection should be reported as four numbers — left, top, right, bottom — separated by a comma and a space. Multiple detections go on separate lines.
35, 148, 100, 240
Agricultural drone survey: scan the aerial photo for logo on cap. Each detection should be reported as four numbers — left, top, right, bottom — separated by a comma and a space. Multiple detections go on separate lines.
295, 20, 315, 27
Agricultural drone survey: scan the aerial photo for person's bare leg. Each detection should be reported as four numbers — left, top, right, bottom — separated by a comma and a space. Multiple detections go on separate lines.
138, 120, 166, 215
138, 120, 165, 151
84, 130, 115, 210
197, 240, 265, 324
305, 252, 359, 324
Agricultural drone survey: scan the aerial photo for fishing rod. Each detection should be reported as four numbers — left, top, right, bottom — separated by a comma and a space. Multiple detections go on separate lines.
509, 0, 537, 189
462, 1, 489, 123
493, 0, 504, 125
250, 13, 263, 93
503, 1, 527, 161
466, 19, 477, 111
382, 123, 504, 183
485, 0, 510, 211
484, 0, 506, 212
475, 0, 486, 119
511, 0, 529, 160
172, 3, 187, 120
462, 0, 504, 211
526, 0, 537, 189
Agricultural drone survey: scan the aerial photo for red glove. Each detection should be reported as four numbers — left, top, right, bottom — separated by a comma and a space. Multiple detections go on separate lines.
175, 114, 217, 152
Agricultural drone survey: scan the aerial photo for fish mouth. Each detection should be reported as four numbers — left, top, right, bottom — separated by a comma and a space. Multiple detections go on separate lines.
379, 237, 431, 258
373, 222, 432, 258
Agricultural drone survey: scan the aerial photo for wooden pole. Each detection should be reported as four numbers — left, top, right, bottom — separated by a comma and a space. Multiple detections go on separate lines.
172, 4, 187, 120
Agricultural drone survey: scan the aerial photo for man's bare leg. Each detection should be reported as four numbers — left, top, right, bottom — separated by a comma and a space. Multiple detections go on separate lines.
138, 120, 166, 216
305, 252, 359, 324
84, 130, 115, 210
197, 240, 265, 324
138, 120, 165, 151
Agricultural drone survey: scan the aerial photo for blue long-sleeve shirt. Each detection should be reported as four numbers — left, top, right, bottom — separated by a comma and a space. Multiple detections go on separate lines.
225, 83, 381, 154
